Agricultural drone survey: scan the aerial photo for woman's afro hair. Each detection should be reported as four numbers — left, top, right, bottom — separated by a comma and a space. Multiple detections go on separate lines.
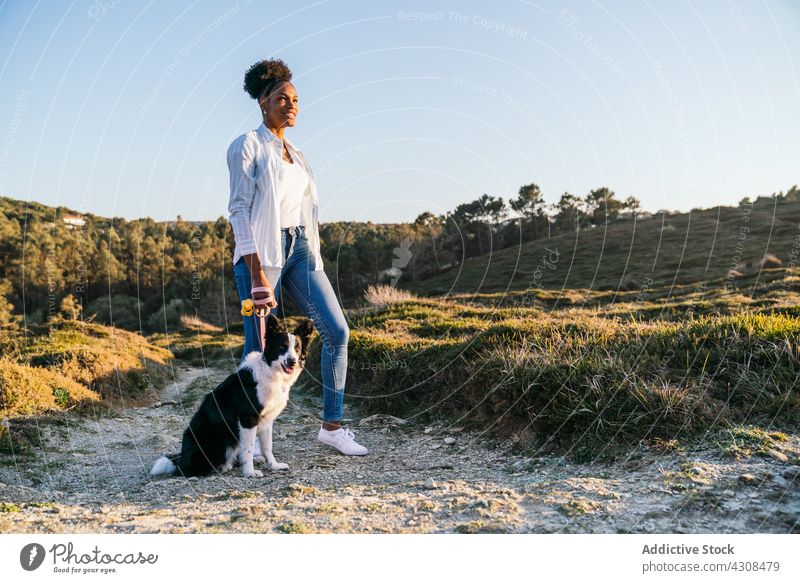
243, 58, 293, 100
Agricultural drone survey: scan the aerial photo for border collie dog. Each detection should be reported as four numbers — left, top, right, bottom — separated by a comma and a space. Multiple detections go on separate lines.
150, 315, 314, 478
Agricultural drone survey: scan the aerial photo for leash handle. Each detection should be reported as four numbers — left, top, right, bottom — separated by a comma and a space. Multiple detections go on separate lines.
240, 298, 270, 352
246, 287, 275, 351
250, 286, 274, 307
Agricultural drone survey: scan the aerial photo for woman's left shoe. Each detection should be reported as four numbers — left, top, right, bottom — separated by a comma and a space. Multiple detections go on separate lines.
318, 426, 369, 455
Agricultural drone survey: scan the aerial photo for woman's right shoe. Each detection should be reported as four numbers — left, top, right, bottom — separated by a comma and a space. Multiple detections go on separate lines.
318, 426, 369, 455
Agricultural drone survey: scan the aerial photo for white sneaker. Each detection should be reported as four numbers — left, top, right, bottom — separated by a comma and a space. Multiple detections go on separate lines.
318, 426, 369, 455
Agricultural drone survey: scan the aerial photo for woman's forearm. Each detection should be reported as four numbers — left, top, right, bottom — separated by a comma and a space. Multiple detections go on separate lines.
242, 252, 278, 308
242, 253, 268, 284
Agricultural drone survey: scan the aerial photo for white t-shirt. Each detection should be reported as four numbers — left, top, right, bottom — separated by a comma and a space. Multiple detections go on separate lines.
278, 157, 309, 228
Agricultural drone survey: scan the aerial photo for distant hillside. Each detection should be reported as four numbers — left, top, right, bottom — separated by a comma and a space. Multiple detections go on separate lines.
4, 188, 799, 320
402, 194, 800, 298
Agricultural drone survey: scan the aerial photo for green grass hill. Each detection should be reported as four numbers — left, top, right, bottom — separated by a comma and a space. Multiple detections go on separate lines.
403, 195, 799, 299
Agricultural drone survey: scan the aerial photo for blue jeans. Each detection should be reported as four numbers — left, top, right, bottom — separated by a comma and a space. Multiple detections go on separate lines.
233, 225, 349, 422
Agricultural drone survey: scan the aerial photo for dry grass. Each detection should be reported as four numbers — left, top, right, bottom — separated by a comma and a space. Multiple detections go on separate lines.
1, 319, 173, 417
179, 314, 223, 333
0, 358, 98, 417
363, 284, 417, 308
337, 282, 800, 459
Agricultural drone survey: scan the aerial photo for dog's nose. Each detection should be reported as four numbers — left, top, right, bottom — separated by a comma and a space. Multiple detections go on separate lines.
286, 357, 297, 368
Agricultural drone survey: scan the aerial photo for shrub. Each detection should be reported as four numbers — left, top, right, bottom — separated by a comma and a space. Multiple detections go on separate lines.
0, 280, 17, 326
146, 298, 187, 332
85, 294, 143, 330
59, 294, 82, 320
21, 320, 173, 403
0, 358, 98, 417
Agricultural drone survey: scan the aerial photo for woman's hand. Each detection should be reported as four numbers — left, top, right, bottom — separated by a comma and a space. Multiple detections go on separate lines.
251, 272, 277, 309
243, 253, 278, 309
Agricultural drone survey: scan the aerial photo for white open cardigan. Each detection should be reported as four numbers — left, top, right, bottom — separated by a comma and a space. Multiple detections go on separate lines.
227, 122, 325, 283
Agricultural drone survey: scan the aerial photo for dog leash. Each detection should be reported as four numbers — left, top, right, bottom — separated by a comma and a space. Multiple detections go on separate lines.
241, 286, 273, 352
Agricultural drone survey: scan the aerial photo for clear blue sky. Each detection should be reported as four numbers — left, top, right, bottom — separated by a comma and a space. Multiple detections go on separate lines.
1, 0, 798, 224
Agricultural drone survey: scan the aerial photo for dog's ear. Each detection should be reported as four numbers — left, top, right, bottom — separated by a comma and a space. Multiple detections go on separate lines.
294, 319, 315, 360
293, 318, 314, 339
265, 314, 284, 337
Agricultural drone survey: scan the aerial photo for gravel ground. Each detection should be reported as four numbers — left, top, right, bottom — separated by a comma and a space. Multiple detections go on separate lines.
1, 365, 798, 534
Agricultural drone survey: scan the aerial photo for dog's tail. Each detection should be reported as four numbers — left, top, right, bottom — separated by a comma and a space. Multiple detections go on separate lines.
149, 454, 179, 476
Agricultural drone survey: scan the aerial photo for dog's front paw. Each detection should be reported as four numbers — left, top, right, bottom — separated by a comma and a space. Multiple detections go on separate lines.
242, 468, 264, 478
266, 461, 289, 471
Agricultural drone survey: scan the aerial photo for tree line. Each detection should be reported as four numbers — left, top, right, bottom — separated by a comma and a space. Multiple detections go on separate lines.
320, 185, 644, 299
0, 185, 645, 329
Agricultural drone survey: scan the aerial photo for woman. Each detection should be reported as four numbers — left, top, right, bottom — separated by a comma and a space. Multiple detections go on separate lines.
227, 58, 367, 456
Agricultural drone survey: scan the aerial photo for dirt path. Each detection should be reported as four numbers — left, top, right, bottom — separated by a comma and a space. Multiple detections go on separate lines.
1, 365, 798, 533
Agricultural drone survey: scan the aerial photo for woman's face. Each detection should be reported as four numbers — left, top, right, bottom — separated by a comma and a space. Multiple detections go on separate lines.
261, 81, 298, 130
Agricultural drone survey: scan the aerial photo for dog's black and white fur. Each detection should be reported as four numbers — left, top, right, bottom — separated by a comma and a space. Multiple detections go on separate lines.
150, 315, 314, 478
